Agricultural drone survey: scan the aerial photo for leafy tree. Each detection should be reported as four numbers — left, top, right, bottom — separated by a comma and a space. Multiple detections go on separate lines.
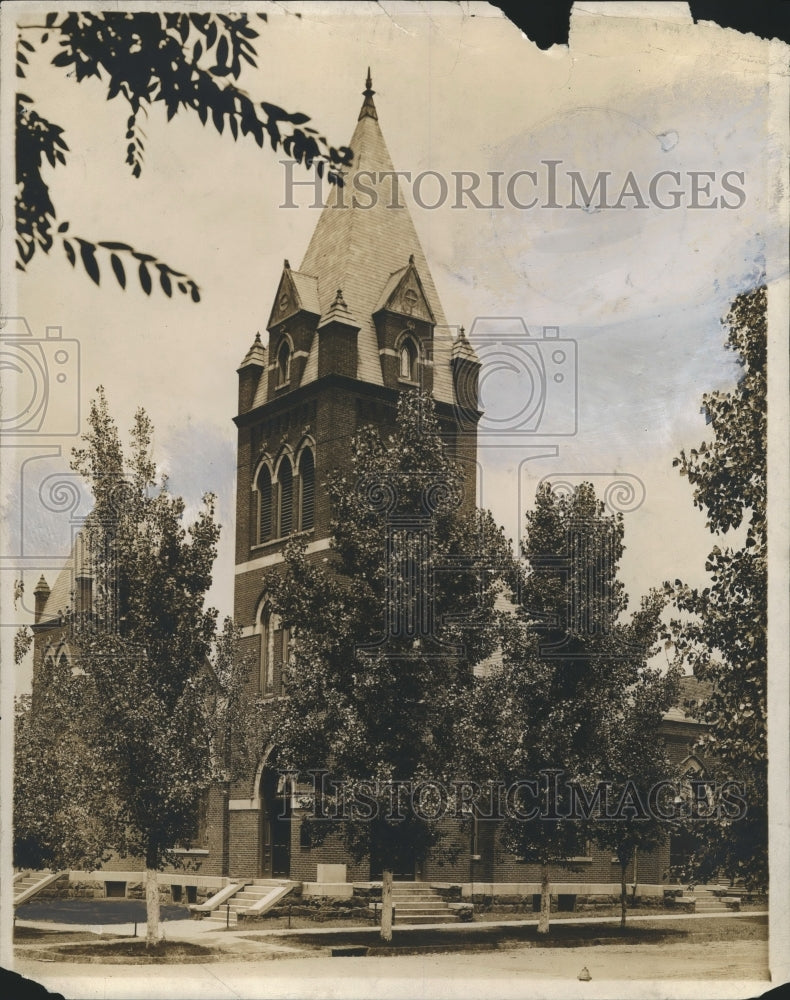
17, 388, 261, 946
16, 11, 351, 299
13, 647, 122, 871
266, 390, 512, 940
585, 618, 681, 927
467, 482, 675, 933
667, 284, 767, 889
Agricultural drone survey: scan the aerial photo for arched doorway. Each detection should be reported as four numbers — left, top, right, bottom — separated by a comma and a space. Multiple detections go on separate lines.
259, 768, 292, 878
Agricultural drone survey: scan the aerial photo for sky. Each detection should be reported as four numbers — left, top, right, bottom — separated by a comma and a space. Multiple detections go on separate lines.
2, 1, 788, 695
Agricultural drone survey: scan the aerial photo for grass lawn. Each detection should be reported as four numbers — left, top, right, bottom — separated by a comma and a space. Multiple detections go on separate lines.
22, 940, 216, 964
14, 927, 117, 945
251, 915, 767, 956
15, 898, 190, 924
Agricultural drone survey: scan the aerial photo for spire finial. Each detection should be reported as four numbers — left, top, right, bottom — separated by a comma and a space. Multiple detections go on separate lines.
359, 68, 378, 121
254, 331, 262, 344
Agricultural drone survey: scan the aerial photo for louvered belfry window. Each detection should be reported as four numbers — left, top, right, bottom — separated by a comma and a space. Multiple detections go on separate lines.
279, 457, 294, 537
258, 465, 273, 543
299, 449, 315, 531
273, 624, 289, 696
400, 337, 418, 381
277, 339, 291, 385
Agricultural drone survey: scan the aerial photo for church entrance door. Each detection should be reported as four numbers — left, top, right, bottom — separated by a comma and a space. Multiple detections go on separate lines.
260, 768, 291, 878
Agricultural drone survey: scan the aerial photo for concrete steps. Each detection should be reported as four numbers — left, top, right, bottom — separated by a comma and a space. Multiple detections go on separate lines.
675, 890, 740, 913
385, 882, 458, 925
204, 879, 292, 926
14, 870, 66, 906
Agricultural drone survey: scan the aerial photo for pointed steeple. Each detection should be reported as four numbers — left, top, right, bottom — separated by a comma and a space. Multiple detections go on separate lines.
451, 325, 479, 364
299, 76, 455, 403
237, 332, 267, 413
238, 331, 266, 369
359, 68, 378, 121
318, 289, 360, 330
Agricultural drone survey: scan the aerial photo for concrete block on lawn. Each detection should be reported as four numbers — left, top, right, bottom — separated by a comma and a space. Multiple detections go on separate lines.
303, 882, 354, 899
316, 864, 348, 883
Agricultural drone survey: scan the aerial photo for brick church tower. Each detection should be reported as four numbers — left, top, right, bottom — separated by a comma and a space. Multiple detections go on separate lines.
227, 74, 481, 880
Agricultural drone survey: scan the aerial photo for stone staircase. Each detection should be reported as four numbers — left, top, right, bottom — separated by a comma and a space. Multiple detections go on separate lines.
203, 879, 294, 927
387, 882, 458, 925
14, 870, 66, 907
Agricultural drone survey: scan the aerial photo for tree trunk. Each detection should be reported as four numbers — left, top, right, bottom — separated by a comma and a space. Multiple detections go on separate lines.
620, 860, 628, 929
145, 865, 160, 948
380, 869, 394, 942
538, 861, 551, 935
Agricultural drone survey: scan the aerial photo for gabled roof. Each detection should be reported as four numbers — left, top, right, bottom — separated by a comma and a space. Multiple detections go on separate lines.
36, 536, 91, 624
266, 261, 321, 331
374, 255, 435, 324
297, 76, 455, 404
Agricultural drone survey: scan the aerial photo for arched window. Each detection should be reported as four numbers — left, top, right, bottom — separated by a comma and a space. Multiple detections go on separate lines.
277, 339, 291, 386
257, 465, 273, 544
278, 456, 294, 537
399, 337, 418, 382
299, 448, 315, 532
259, 603, 289, 697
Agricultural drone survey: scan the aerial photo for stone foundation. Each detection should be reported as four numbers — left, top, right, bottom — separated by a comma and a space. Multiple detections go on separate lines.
239, 886, 376, 924
30, 871, 224, 904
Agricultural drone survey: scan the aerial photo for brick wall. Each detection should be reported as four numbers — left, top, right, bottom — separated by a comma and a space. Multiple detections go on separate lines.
228, 810, 261, 879
203, 784, 229, 876
289, 818, 369, 882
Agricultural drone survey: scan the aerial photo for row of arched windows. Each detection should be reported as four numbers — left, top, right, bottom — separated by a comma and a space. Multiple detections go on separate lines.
256, 446, 315, 545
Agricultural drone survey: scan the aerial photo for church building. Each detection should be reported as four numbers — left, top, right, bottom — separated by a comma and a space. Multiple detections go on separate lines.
27, 75, 709, 911
227, 71, 481, 882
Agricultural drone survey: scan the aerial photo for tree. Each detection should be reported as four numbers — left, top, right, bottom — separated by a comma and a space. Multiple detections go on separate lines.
16, 11, 351, 299
266, 390, 512, 941
667, 284, 767, 889
18, 388, 260, 947
585, 615, 681, 927
467, 482, 676, 933
13, 643, 122, 871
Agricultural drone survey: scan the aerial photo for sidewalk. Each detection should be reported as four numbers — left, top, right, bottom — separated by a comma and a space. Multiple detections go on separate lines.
14, 908, 768, 944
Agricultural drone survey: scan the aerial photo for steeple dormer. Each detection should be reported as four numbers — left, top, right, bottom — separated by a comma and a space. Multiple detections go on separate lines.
266, 259, 321, 396
373, 255, 436, 393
